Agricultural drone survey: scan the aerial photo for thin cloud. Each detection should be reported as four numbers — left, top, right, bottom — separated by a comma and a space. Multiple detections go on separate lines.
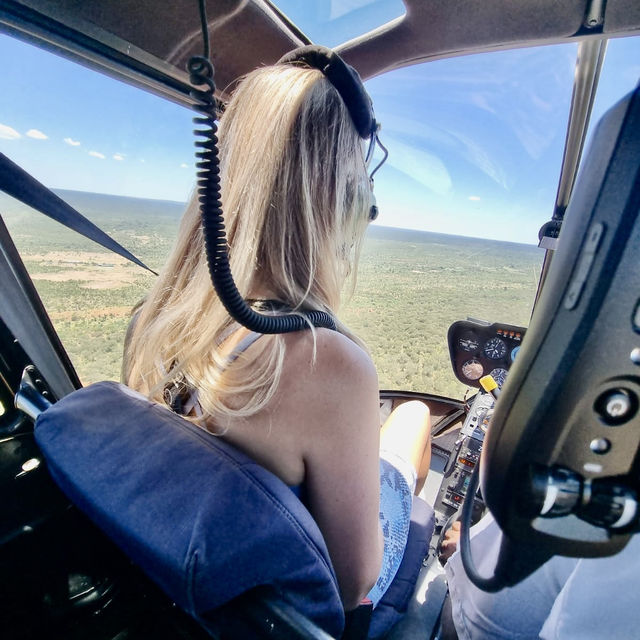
180, 163, 189, 168
113, 153, 124, 161
0, 123, 21, 140
383, 133, 453, 196
64, 137, 81, 146
468, 195, 481, 201
89, 150, 105, 159
381, 111, 508, 189
26, 128, 48, 140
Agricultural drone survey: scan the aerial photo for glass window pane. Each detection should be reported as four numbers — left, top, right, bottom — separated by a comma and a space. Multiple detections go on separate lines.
272, 0, 405, 47
3, 31, 637, 398
585, 36, 640, 151
0, 34, 190, 384
340, 44, 578, 396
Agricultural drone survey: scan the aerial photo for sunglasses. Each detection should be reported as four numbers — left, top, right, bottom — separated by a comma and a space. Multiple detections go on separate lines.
365, 123, 388, 221
364, 123, 389, 181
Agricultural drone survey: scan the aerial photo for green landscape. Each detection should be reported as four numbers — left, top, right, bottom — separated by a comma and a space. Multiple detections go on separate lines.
1, 190, 542, 399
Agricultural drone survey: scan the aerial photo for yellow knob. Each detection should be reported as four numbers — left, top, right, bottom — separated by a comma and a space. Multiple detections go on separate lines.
479, 375, 498, 393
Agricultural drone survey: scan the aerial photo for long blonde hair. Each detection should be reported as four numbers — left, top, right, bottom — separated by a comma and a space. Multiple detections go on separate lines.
124, 64, 371, 425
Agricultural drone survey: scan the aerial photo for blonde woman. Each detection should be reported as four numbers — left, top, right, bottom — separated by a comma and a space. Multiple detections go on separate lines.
124, 56, 431, 610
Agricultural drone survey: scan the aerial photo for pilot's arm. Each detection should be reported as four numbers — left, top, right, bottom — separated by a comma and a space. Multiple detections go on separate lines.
443, 514, 576, 640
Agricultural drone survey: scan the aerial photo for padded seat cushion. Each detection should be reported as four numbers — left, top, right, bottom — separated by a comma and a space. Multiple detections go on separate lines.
34, 382, 344, 637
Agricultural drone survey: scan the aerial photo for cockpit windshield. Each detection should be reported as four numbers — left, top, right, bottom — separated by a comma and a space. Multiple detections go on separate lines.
341, 37, 639, 396
1, 29, 638, 397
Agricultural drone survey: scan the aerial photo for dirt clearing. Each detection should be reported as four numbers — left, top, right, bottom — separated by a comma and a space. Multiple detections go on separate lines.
27, 251, 147, 289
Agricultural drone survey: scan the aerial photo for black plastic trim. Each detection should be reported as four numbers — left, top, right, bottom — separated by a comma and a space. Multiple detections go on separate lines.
0, 1, 195, 108
0, 215, 79, 400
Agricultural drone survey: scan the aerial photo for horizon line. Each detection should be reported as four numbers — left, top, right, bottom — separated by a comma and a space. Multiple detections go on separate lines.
2, 186, 540, 247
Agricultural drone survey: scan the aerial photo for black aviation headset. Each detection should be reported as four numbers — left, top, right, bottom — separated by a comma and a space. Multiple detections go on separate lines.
187, 1, 386, 334
277, 44, 389, 204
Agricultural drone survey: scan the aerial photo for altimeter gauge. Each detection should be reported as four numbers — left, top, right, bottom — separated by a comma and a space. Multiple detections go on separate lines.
462, 358, 484, 381
484, 337, 507, 359
490, 367, 508, 387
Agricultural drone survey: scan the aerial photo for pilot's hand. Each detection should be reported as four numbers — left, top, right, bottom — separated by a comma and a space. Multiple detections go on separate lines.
438, 520, 461, 564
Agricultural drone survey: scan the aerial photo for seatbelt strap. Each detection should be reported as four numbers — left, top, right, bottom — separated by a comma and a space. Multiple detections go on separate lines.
0, 152, 157, 275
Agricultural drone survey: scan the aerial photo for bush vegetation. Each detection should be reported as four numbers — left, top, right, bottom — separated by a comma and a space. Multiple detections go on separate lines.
2, 191, 541, 399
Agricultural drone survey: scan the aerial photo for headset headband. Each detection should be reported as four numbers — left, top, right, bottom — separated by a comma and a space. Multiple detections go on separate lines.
277, 45, 376, 139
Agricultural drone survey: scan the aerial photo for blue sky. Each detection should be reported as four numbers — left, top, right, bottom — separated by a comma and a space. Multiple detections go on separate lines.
0, 14, 638, 244
0, 35, 195, 202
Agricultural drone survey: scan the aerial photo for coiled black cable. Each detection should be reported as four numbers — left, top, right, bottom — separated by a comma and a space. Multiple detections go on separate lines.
459, 461, 505, 592
187, 1, 337, 334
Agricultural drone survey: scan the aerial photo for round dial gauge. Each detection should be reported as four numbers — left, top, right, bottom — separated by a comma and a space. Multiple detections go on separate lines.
461, 358, 484, 381
458, 335, 479, 352
511, 345, 521, 362
484, 337, 507, 360
490, 367, 508, 387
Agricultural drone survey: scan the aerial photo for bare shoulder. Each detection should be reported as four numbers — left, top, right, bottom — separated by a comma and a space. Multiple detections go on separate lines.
281, 328, 378, 398
272, 328, 380, 452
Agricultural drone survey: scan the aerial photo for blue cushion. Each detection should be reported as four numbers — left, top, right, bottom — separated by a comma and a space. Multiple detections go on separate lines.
34, 381, 344, 637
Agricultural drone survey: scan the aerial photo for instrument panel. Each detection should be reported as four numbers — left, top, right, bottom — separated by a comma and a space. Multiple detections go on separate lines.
435, 392, 493, 515
448, 319, 527, 388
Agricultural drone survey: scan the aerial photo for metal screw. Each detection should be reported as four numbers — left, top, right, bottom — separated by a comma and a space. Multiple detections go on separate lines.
590, 438, 611, 454
604, 392, 632, 419
21, 458, 41, 472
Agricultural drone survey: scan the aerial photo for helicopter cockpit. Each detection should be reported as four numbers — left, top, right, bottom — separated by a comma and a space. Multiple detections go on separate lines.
1, 1, 639, 639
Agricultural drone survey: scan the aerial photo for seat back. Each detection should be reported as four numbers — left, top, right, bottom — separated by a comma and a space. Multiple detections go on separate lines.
34, 382, 345, 637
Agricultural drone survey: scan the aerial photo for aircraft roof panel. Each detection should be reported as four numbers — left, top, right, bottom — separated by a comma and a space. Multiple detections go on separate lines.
2, 0, 639, 105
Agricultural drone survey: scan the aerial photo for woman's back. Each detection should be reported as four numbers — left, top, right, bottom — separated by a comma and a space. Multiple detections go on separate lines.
124, 53, 430, 611
209, 326, 384, 609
